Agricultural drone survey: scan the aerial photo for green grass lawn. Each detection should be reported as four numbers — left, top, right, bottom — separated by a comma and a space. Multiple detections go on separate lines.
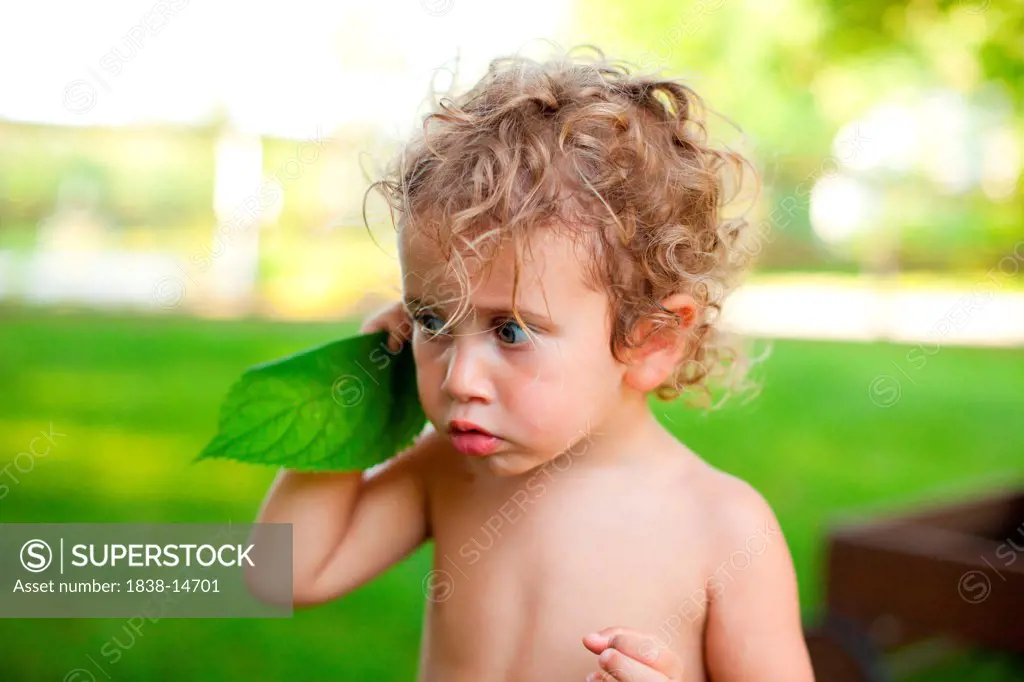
1, 307, 1022, 681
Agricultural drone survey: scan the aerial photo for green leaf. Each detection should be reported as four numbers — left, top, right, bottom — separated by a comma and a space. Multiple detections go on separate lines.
194, 331, 426, 471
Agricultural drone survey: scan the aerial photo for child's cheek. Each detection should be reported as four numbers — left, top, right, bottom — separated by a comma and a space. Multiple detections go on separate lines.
504, 365, 565, 429
412, 344, 446, 411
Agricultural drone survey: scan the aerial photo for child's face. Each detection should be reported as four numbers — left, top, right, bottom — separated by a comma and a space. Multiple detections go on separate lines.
399, 227, 635, 477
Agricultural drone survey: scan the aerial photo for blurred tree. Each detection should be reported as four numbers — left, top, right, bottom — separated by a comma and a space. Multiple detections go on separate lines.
576, 0, 1022, 272
818, 0, 1023, 108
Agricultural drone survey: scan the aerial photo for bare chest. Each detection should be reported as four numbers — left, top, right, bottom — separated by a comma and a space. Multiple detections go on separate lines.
418, 465, 708, 682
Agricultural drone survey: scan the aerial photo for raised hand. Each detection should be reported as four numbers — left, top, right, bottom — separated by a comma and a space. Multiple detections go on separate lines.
359, 300, 413, 353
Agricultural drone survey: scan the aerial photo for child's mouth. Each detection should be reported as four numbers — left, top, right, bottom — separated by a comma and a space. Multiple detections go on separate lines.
449, 428, 500, 456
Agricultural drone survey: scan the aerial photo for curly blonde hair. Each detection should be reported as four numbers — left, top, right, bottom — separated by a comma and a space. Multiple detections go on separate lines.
366, 44, 761, 405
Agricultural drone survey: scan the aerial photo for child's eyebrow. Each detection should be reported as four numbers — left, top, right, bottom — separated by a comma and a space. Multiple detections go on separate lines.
403, 296, 552, 324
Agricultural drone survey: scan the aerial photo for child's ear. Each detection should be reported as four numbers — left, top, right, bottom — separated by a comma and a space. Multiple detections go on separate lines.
622, 293, 699, 393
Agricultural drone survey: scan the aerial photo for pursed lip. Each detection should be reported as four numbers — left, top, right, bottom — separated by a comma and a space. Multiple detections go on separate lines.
447, 419, 496, 437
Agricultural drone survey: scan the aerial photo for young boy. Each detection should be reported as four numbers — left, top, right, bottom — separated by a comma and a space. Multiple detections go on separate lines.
255, 45, 815, 681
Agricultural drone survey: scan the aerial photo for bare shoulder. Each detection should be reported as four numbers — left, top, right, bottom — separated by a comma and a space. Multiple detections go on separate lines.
358, 422, 451, 539
688, 464, 790, 568
702, 467, 777, 530
405, 422, 464, 476
384, 421, 474, 490
365, 422, 447, 490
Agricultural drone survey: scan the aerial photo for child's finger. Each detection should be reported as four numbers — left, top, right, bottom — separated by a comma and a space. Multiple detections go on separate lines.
585, 628, 683, 680
587, 669, 628, 682
590, 647, 667, 682
389, 319, 415, 352
359, 317, 384, 334
587, 671, 628, 682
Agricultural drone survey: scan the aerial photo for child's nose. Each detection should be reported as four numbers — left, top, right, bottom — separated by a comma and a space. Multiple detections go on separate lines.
440, 336, 494, 404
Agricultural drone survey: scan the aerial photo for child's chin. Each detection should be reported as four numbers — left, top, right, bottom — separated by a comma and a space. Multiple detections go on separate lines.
476, 451, 542, 478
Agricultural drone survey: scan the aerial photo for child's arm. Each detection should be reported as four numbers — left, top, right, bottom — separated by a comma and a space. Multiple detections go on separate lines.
249, 424, 437, 607
702, 476, 815, 681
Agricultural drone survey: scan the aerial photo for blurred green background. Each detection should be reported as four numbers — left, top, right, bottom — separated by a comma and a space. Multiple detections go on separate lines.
1, 0, 1023, 679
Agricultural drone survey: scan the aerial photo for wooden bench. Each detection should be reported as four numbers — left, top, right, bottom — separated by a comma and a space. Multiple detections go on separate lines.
804, 487, 1024, 681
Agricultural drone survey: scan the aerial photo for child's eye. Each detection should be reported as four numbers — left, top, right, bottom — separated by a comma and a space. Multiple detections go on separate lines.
495, 319, 531, 345
414, 311, 446, 336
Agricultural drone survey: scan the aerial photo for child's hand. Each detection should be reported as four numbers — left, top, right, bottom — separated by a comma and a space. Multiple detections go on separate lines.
359, 300, 413, 353
582, 627, 685, 682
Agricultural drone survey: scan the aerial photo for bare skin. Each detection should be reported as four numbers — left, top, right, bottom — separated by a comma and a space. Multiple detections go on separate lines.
252, 228, 815, 681
420, 419, 710, 682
